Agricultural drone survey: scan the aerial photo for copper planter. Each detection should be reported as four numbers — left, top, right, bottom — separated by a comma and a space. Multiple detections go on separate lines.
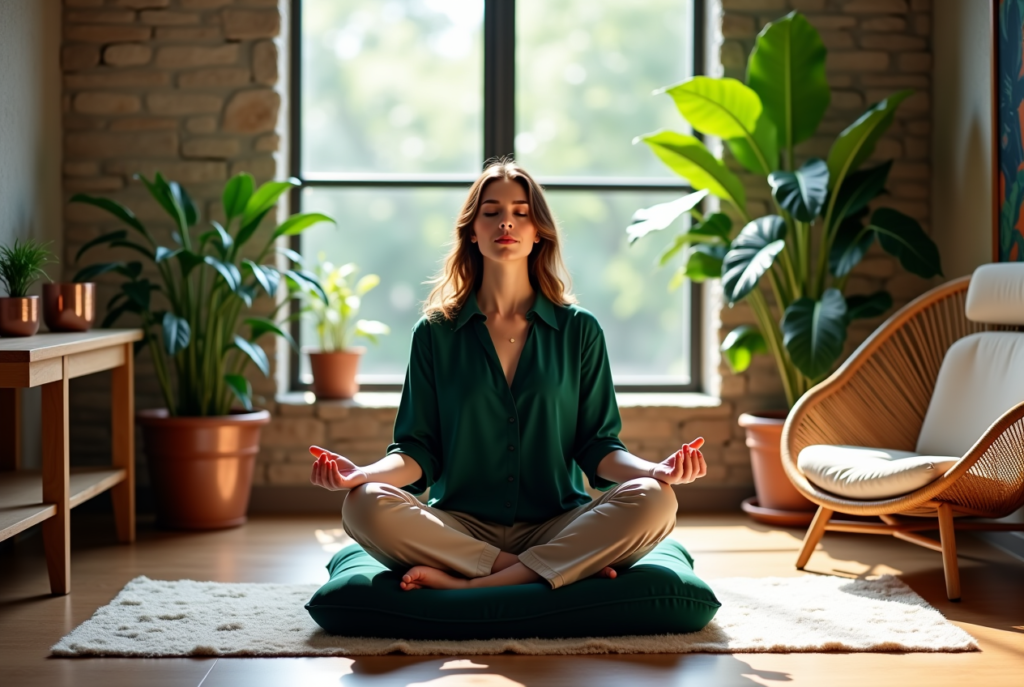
308, 347, 365, 399
43, 282, 96, 332
138, 408, 271, 530
0, 296, 41, 337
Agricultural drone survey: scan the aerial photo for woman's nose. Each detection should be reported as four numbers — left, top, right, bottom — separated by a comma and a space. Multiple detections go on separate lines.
500, 220, 513, 230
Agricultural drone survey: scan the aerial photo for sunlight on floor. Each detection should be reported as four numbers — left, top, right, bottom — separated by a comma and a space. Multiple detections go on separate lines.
406, 676, 525, 687
441, 660, 490, 670
315, 528, 355, 553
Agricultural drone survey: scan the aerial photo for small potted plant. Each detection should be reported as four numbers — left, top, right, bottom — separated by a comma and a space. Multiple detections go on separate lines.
72, 171, 335, 529
629, 11, 942, 523
301, 258, 390, 399
0, 238, 54, 337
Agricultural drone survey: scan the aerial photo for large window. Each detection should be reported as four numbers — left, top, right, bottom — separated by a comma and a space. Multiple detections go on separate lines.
291, 0, 702, 391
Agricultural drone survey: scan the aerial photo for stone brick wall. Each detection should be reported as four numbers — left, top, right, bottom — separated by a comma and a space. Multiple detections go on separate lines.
59, 0, 935, 511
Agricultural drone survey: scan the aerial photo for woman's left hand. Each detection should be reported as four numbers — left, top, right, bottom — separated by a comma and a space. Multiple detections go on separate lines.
651, 437, 706, 485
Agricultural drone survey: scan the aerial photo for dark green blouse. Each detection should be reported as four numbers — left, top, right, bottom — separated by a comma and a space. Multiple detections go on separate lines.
385, 289, 628, 526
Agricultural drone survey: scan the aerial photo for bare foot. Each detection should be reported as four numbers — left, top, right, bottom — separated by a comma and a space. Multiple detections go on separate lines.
400, 565, 470, 591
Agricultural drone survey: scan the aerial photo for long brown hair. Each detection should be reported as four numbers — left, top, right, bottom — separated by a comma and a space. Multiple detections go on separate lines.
424, 158, 576, 320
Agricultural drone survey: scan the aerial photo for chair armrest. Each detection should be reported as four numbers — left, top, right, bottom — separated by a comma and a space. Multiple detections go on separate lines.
781, 277, 978, 502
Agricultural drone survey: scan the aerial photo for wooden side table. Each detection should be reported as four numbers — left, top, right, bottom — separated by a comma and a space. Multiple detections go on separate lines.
0, 329, 143, 595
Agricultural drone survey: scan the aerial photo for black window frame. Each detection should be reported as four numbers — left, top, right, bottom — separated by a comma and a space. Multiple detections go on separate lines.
288, 0, 705, 394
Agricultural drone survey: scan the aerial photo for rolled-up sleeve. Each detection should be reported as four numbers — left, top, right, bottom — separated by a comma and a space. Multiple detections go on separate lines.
385, 319, 442, 494
572, 317, 627, 491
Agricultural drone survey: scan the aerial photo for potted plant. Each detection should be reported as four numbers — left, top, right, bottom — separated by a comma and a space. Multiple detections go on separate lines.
0, 238, 54, 337
629, 11, 942, 522
301, 257, 390, 399
72, 172, 334, 529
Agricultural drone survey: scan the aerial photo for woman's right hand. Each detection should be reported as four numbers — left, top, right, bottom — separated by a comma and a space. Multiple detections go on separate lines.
309, 446, 368, 491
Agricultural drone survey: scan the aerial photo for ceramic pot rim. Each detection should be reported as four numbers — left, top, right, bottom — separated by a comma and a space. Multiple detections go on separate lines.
737, 410, 789, 427
0, 295, 40, 301
137, 408, 271, 427
306, 347, 366, 357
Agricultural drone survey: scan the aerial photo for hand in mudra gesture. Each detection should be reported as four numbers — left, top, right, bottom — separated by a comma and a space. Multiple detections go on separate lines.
651, 437, 707, 485
309, 445, 368, 491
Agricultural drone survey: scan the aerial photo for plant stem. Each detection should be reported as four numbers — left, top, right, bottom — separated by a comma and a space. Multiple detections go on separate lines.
748, 287, 796, 408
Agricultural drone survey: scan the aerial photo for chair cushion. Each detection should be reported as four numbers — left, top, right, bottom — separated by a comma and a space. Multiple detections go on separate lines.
798, 445, 958, 500
917, 332, 1024, 456
305, 539, 721, 640
965, 262, 1024, 325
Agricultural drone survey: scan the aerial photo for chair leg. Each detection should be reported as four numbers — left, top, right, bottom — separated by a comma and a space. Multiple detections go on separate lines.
796, 506, 833, 570
937, 503, 961, 601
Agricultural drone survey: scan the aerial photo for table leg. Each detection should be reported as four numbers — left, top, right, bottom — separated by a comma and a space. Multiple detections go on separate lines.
111, 342, 135, 543
0, 388, 20, 471
41, 357, 70, 596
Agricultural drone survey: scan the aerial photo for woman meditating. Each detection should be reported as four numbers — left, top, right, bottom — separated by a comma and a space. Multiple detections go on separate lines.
309, 159, 706, 592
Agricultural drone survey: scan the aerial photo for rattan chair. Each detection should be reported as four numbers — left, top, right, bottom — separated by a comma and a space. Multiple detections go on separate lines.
780, 266, 1024, 601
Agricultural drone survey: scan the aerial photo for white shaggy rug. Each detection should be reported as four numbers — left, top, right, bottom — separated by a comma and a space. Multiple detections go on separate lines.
51, 574, 977, 657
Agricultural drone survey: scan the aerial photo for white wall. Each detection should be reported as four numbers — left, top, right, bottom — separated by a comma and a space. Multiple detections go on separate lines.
932, 0, 993, 278
0, 0, 63, 469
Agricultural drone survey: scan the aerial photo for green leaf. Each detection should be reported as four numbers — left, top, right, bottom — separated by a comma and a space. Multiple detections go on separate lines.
275, 246, 304, 264
826, 90, 912, 189
101, 301, 135, 328
137, 173, 186, 230
234, 208, 272, 250
635, 130, 747, 211
222, 173, 255, 222
243, 259, 280, 296
246, 316, 297, 351
176, 250, 204, 277
242, 178, 300, 228
69, 195, 147, 236
782, 288, 849, 380
868, 208, 943, 278
211, 220, 233, 252
72, 262, 123, 283
720, 324, 767, 373
224, 374, 253, 411
355, 274, 380, 296
115, 261, 143, 280
828, 208, 872, 278
285, 269, 328, 304
155, 246, 181, 263
768, 158, 829, 222
204, 256, 240, 291
272, 213, 336, 240
627, 190, 709, 244
162, 312, 191, 355
179, 183, 198, 227
682, 244, 726, 284
75, 230, 127, 262
355, 319, 390, 345
233, 335, 269, 376
830, 160, 892, 220
726, 114, 779, 175
721, 215, 787, 303
845, 291, 893, 321
657, 213, 732, 266
747, 11, 830, 151
123, 280, 156, 310
109, 240, 154, 261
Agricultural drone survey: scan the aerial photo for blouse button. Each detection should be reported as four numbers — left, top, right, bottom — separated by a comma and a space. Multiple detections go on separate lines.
508, 445, 514, 451
507, 475, 514, 482
508, 417, 515, 423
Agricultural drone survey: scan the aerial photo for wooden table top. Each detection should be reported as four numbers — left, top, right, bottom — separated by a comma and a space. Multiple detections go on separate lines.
0, 329, 143, 363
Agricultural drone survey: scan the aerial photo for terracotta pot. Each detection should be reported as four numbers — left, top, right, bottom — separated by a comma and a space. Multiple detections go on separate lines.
138, 408, 271, 530
309, 347, 365, 399
43, 282, 96, 332
0, 296, 40, 337
738, 411, 816, 513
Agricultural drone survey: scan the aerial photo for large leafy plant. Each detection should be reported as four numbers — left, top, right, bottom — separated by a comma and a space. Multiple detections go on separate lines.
72, 172, 334, 416
629, 11, 941, 408
304, 257, 391, 352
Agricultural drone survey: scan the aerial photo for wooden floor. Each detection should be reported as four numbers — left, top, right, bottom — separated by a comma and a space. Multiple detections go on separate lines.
1, 511, 1022, 687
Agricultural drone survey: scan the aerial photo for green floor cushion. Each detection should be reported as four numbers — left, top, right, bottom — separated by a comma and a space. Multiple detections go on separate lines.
305, 538, 721, 640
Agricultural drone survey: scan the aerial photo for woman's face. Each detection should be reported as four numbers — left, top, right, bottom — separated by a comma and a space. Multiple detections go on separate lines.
470, 178, 540, 263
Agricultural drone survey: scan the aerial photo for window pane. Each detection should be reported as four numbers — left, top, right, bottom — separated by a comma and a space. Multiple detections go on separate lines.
548, 190, 691, 384
515, 0, 693, 178
300, 188, 690, 385
302, 0, 483, 175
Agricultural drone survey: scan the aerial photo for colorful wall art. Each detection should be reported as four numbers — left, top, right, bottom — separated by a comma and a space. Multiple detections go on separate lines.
995, 0, 1024, 261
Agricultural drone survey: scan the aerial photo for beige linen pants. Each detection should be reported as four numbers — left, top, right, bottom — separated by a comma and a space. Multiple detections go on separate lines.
341, 477, 678, 589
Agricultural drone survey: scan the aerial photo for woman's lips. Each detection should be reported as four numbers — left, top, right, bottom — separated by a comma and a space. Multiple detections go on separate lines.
496, 237, 517, 244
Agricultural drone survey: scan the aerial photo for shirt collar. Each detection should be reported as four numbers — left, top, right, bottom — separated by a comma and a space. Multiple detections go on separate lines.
453, 289, 561, 331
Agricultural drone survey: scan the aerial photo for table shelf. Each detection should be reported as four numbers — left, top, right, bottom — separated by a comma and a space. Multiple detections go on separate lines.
0, 467, 126, 541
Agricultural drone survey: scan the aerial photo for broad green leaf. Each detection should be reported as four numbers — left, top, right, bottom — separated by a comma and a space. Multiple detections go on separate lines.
828, 208, 872, 278
211, 220, 233, 252
109, 240, 154, 261
234, 208, 271, 249
155, 246, 181, 263
636, 130, 747, 210
272, 212, 336, 240
222, 173, 255, 222
826, 90, 911, 189
242, 178, 300, 228
137, 173, 186, 231
233, 335, 269, 376
285, 269, 328, 304
663, 76, 761, 138
846, 291, 893, 321
243, 259, 279, 296
768, 158, 829, 222
627, 190, 709, 244
356, 274, 380, 296
868, 208, 943, 278
224, 374, 253, 411
72, 262, 122, 283
720, 324, 767, 373
69, 194, 147, 236
781, 288, 848, 380
176, 250, 204, 277
275, 246, 304, 264
75, 230, 127, 262
726, 113, 779, 174
123, 279, 156, 310
179, 183, 198, 227
246, 316, 297, 351
657, 213, 732, 266
115, 261, 143, 280
683, 244, 726, 283
830, 160, 892, 221
747, 11, 830, 151
355, 319, 390, 344
106, 291, 126, 311
204, 256, 240, 290
721, 215, 787, 303
162, 312, 191, 355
